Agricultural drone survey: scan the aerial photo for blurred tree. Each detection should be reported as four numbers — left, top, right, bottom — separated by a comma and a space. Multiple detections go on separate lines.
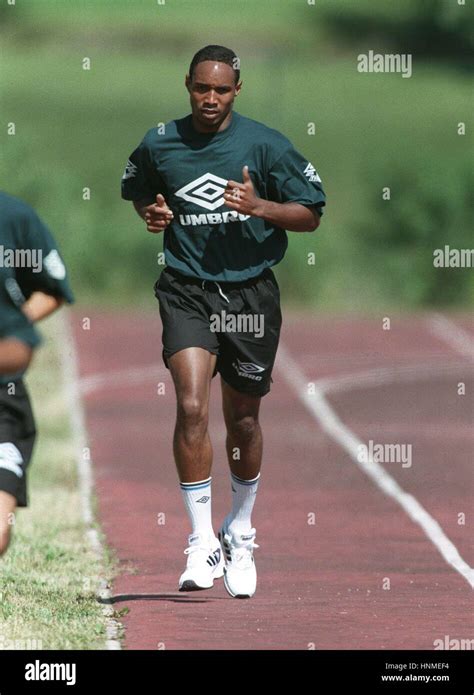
323, 0, 473, 69
357, 161, 474, 306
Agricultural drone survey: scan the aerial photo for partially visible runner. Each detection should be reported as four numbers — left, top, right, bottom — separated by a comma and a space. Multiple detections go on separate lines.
0, 191, 74, 556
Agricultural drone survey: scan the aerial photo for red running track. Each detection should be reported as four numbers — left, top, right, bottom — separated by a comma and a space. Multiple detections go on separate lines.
73, 311, 473, 649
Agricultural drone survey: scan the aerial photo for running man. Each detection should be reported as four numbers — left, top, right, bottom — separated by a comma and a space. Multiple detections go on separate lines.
0, 191, 74, 555
122, 45, 326, 598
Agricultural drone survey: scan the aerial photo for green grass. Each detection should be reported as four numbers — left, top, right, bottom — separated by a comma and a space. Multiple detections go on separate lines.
2, 0, 322, 45
0, 0, 472, 310
0, 315, 118, 650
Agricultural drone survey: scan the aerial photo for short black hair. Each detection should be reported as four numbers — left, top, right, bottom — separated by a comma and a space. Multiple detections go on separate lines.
189, 45, 240, 84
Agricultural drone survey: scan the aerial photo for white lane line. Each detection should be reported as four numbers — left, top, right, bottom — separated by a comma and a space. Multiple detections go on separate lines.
58, 311, 122, 649
80, 363, 167, 395
428, 313, 474, 362
276, 341, 474, 589
314, 361, 470, 395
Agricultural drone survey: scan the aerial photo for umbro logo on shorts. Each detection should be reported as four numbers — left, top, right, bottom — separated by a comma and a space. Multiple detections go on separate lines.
236, 360, 265, 374
232, 359, 265, 382
196, 495, 210, 503
303, 162, 322, 183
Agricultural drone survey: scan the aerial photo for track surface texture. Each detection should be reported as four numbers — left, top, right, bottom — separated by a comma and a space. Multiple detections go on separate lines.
74, 310, 473, 650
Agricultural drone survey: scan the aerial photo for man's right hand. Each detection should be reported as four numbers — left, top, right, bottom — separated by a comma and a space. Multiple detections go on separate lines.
134, 194, 174, 233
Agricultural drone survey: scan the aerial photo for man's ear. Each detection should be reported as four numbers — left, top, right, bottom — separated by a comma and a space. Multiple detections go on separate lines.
235, 80, 242, 96
185, 74, 191, 92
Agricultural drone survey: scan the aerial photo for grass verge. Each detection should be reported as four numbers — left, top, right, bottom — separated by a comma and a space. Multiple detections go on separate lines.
0, 314, 119, 650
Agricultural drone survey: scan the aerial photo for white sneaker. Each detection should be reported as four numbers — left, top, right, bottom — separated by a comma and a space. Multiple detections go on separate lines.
178, 532, 224, 591
218, 520, 259, 598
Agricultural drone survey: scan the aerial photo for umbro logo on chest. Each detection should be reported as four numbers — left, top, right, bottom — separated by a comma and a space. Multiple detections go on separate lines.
175, 173, 228, 211
175, 172, 250, 224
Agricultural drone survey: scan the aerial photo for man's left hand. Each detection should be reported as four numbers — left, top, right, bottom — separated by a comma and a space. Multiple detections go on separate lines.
224, 166, 264, 217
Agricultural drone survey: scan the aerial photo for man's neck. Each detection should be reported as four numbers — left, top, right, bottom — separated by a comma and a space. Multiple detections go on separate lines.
191, 111, 233, 134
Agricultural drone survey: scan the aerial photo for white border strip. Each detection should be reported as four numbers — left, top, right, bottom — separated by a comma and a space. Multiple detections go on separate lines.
58, 311, 122, 649
276, 341, 474, 589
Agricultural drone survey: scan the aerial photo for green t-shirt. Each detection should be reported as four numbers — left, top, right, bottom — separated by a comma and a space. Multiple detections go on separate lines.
0, 191, 74, 383
122, 111, 326, 282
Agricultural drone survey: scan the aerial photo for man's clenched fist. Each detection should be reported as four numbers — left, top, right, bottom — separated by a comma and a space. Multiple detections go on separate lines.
135, 194, 174, 233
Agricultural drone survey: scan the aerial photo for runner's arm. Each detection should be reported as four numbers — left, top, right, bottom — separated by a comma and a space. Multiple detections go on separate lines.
254, 200, 320, 232
132, 198, 155, 221
132, 195, 173, 233
225, 167, 321, 232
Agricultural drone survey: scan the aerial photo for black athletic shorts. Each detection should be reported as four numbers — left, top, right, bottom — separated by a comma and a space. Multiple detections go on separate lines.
0, 379, 36, 507
154, 266, 282, 397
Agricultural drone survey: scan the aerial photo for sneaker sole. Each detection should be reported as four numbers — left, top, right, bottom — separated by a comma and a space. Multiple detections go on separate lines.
223, 571, 253, 599
178, 555, 224, 592
179, 579, 213, 592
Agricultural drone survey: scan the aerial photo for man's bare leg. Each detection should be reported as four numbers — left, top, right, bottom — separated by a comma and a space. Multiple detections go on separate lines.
168, 347, 217, 482
0, 491, 17, 556
221, 378, 262, 482
221, 379, 262, 534
169, 348, 223, 590
219, 378, 261, 598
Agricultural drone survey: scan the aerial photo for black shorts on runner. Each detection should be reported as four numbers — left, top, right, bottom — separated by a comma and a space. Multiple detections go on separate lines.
0, 379, 36, 507
154, 266, 282, 397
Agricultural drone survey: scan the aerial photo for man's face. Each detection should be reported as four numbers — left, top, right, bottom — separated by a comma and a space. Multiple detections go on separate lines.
185, 61, 241, 130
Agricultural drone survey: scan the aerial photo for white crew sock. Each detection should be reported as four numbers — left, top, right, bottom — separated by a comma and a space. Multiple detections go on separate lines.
180, 476, 214, 540
227, 471, 260, 535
